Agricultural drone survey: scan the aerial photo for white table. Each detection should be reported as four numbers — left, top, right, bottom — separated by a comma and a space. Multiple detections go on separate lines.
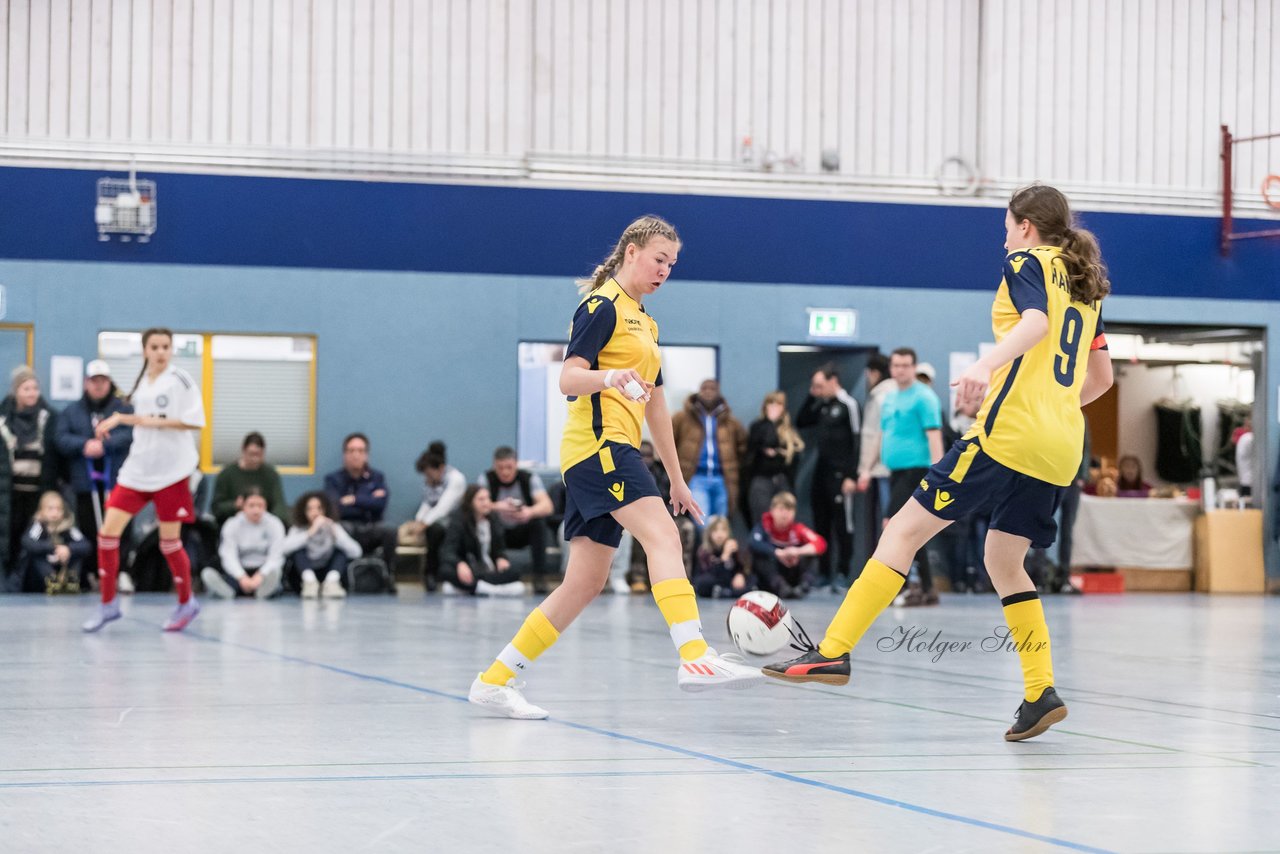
1069, 494, 1199, 570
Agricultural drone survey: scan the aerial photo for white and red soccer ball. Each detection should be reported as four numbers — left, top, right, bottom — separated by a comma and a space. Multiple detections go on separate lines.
726, 591, 795, 656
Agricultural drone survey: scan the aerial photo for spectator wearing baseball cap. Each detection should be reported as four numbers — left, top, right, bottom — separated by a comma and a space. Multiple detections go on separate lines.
52, 360, 134, 588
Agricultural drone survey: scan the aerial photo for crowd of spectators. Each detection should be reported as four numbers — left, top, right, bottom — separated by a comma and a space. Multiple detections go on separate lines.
3, 345, 1133, 604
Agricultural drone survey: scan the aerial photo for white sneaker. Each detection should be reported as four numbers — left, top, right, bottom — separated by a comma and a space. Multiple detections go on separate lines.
609, 576, 631, 594
301, 575, 320, 599
321, 576, 347, 599
117, 571, 135, 594
475, 579, 525, 597
201, 568, 234, 599
255, 565, 283, 600
440, 581, 461, 596
468, 674, 549, 719
677, 648, 766, 693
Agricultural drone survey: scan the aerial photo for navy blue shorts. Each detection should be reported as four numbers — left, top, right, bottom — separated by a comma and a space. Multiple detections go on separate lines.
913, 438, 1065, 549
563, 441, 662, 548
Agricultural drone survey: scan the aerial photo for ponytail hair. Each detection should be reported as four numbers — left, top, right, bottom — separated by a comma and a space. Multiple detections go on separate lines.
575, 215, 681, 296
127, 327, 174, 403
1007, 184, 1111, 305
1058, 225, 1111, 305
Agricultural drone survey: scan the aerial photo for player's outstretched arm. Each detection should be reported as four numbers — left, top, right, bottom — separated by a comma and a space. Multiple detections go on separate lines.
951, 309, 1050, 410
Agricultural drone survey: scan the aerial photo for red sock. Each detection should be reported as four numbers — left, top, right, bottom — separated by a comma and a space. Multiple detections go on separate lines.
160, 538, 192, 604
98, 535, 120, 603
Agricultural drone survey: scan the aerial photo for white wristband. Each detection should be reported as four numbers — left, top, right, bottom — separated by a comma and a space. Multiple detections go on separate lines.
603, 369, 617, 390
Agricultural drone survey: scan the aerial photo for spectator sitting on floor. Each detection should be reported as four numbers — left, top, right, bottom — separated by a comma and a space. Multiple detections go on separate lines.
749, 491, 827, 599
283, 490, 361, 600
438, 485, 526, 596
201, 487, 286, 600
1115, 455, 1153, 498
16, 491, 89, 593
627, 439, 698, 592
324, 432, 397, 563
211, 432, 289, 527
692, 515, 752, 599
401, 441, 466, 591
480, 446, 554, 594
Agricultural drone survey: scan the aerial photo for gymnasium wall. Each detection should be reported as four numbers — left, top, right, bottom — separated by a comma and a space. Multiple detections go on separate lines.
0, 165, 1278, 579
2, 0, 1277, 214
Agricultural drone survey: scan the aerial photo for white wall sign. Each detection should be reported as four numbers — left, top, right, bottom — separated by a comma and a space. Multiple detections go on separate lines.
50, 355, 84, 401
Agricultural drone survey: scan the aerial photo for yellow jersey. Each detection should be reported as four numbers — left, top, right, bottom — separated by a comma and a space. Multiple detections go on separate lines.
560, 278, 663, 473
963, 246, 1107, 486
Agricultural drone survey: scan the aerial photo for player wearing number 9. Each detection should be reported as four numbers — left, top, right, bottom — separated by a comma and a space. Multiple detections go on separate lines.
764, 184, 1113, 744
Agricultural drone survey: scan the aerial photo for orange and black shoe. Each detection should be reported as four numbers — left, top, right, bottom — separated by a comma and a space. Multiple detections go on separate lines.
762, 648, 850, 685
1004, 687, 1068, 742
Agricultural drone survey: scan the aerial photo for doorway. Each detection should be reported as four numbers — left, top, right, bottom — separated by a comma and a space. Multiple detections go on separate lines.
776, 344, 878, 576
1100, 323, 1264, 493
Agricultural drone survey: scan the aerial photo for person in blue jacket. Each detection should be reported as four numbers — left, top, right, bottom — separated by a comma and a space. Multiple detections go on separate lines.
53, 360, 133, 587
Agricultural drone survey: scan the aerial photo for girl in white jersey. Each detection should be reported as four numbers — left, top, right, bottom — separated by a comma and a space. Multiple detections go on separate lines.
82, 328, 207, 633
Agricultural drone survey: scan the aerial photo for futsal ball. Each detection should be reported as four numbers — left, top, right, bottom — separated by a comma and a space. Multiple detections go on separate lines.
726, 591, 794, 656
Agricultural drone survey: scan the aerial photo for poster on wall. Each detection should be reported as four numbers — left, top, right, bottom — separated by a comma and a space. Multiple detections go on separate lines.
50, 355, 83, 401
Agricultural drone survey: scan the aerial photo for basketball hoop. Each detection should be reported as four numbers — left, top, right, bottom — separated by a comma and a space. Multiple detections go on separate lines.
1263, 174, 1280, 210
1220, 126, 1280, 254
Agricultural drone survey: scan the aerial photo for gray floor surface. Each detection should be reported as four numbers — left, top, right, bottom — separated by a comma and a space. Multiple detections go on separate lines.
1, 589, 1277, 854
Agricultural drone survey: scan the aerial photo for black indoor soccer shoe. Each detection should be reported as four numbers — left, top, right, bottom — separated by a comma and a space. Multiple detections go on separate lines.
1004, 687, 1069, 742
762, 648, 851, 685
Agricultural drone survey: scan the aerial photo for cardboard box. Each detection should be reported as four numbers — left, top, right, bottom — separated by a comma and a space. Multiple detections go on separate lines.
1193, 510, 1265, 594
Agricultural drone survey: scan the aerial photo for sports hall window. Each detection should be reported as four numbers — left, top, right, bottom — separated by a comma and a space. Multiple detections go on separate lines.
517, 341, 718, 468
97, 332, 317, 474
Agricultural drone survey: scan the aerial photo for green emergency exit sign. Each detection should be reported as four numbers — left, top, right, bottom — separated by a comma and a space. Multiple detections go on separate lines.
807, 308, 856, 340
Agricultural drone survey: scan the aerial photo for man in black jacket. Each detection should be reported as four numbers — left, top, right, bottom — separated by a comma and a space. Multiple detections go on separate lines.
796, 364, 861, 588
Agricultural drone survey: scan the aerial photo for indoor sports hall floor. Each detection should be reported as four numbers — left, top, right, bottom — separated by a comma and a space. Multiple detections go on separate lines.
1, 591, 1276, 853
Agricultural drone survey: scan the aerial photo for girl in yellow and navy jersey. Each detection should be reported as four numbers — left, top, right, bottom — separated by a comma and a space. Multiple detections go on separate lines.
468, 215, 763, 719
765, 185, 1114, 742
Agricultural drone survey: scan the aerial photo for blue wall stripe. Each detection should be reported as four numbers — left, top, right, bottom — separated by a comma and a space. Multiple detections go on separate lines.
1, 164, 1276, 301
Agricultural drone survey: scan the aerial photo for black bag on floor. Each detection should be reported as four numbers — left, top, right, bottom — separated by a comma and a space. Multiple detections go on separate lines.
346, 556, 395, 594
128, 521, 215, 592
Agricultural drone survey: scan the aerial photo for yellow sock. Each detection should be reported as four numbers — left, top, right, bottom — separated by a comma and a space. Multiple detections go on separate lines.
1001, 593, 1054, 702
480, 608, 561, 686
817, 559, 905, 659
651, 577, 708, 661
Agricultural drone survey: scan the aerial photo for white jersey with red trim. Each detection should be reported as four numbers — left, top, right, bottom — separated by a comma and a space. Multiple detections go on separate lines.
117, 365, 206, 491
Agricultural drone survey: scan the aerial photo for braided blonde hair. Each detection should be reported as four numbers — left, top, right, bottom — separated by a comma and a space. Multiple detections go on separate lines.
575, 215, 681, 295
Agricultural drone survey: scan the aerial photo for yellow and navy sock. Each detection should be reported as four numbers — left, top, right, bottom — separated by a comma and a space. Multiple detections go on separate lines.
1001, 591, 1054, 702
480, 608, 560, 686
818, 559, 905, 659
651, 577, 708, 661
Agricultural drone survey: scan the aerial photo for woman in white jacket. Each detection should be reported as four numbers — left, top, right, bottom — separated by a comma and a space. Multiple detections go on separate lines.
283, 490, 362, 598
201, 487, 287, 599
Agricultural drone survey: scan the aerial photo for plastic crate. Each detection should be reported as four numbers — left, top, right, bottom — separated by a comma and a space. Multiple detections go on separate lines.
1070, 572, 1126, 594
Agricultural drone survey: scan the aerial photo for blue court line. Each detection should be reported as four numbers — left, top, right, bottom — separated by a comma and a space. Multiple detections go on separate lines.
156, 620, 1116, 854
